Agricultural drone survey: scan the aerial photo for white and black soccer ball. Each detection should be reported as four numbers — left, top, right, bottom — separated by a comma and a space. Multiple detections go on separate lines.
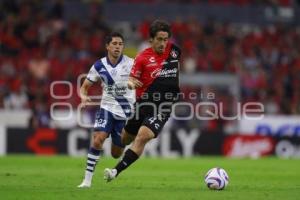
204, 167, 229, 190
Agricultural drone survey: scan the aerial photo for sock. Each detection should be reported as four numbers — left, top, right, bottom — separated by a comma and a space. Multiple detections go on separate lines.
83, 147, 101, 182
115, 149, 139, 176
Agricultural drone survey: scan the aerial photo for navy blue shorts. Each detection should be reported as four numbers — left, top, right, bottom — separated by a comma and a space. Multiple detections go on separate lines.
94, 108, 126, 148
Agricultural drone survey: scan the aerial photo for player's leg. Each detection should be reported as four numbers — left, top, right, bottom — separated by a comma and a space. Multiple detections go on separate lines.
110, 144, 124, 158
121, 128, 136, 145
129, 126, 155, 155
104, 116, 141, 182
104, 126, 153, 182
110, 118, 126, 158
112, 126, 154, 175
104, 114, 168, 182
120, 114, 143, 145
78, 131, 108, 188
78, 108, 112, 188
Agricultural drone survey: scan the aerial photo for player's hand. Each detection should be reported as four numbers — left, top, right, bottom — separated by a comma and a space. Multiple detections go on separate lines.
81, 95, 91, 108
128, 77, 143, 89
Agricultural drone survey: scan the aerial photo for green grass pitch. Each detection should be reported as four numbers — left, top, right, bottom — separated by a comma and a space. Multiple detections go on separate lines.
0, 156, 300, 200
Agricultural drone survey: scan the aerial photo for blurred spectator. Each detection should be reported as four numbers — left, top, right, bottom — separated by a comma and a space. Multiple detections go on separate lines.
28, 49, 50, 82
183, 56, 197, 73
4, 78, 29, 109
29, 99, 50, 129
110, 0, 294, 6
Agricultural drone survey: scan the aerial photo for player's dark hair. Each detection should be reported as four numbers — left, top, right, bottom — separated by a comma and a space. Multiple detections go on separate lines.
105, 32, 124, 45
149, 20, 171, 39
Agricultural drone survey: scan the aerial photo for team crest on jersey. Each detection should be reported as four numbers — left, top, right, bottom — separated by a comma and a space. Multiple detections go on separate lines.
121, 65, 130, 73
170, 50, 178, 58
110, 69, 117, 76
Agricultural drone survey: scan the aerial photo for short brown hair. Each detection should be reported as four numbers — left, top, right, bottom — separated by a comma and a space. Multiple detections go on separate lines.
105, 32, 124, 45
149, 20, 171, 39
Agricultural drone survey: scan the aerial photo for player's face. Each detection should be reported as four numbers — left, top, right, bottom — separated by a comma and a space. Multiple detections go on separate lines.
106, 37, 124, 59
152, 31, 169, 54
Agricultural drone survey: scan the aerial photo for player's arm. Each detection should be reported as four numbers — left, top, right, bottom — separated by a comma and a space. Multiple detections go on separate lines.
80, 64, 100, 107
80, 79, 93, 107
128, 55, 144, 90
128, 76, 143, 90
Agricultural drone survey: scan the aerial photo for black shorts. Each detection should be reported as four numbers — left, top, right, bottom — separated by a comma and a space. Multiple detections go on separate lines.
124, 103, 171, 138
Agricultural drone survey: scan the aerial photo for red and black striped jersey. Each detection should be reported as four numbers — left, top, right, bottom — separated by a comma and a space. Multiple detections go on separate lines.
130, 42, 181, 103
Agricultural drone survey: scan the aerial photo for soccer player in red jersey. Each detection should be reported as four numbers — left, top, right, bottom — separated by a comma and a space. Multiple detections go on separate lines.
104, 20, 181, 181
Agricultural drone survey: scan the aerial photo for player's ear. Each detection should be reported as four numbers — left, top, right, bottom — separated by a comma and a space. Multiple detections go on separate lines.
149, 38, 153, 43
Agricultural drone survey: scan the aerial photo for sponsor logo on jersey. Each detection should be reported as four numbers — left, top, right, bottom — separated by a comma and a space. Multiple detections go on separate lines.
105, 84, 127, 96
150, 68, 178, 78
122, 65, 131, 73
110, 69, 117, 76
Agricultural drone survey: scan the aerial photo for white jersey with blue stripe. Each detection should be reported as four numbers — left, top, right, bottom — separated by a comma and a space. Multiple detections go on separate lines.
86, 55, 135, 118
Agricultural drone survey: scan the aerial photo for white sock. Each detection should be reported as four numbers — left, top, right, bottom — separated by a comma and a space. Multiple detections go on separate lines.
82, 148, 101, 183
84, 171, 93, 183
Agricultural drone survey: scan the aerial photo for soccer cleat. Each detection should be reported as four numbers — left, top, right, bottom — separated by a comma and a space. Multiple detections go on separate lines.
77, 180, 91, 188
103, 168, 117, 182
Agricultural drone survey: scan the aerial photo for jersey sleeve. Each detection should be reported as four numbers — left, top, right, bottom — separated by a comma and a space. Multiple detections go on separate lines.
86, 65, 100, 83
130, 54, 144, 79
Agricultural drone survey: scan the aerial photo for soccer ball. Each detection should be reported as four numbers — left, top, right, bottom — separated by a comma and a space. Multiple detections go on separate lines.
204, 167, 229, 190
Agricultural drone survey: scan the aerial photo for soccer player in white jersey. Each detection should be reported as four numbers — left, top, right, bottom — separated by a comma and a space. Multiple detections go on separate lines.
77, 32, 135, 188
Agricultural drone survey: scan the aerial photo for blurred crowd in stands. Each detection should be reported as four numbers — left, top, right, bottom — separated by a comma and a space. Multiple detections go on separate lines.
0, 0, 299, 128
112, 0, 298, 6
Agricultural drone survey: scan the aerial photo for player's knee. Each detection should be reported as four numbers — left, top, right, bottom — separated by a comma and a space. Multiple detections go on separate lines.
111, 146, 123, 158
93, 139, 104, 149
135, 126, 155, 144
135, 132, 153, 145
111, 151, 122, 159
